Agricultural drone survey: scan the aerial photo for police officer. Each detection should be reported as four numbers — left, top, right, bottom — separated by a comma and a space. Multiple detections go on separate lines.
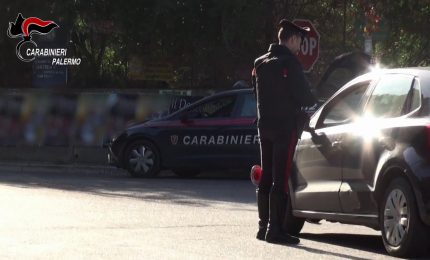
252, 19, 317, 244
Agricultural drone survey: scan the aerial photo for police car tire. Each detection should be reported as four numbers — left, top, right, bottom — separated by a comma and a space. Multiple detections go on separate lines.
172, 169, 201, 178
283, 194, 305, 236
124, 139, 160, 178
379, 177, 429, 258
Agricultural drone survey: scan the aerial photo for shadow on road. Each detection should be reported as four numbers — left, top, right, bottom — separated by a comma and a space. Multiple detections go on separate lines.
300, 232, 430, 259
0, 168, 256, 207
300, 233, 386, 257
295, 245, 372, 260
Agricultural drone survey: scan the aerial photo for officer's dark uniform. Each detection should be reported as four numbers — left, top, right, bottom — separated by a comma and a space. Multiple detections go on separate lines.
252, 20, 316, 244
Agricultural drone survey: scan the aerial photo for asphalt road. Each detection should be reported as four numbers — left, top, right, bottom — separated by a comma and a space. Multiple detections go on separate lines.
0, 168, 406, 259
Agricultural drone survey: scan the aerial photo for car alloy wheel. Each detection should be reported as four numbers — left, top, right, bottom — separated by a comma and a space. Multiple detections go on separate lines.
383, 188, 409, 247
380, 177, 429, 257
129, 146, 154, 173
125, 140, 160, 178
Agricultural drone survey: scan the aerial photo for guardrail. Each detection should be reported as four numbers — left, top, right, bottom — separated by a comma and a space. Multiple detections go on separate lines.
0, 88, 215, 164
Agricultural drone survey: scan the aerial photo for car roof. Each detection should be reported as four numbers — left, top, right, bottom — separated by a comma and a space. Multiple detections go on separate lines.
213, 88, 253, 96
334, 67, 430, 91
187, 88, 252, 104
380, 67, 430, 75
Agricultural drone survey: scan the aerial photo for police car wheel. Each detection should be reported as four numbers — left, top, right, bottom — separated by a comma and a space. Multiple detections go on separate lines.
173, 168, 200, 178
124, 140, 160, 178
379, 177, 429, 257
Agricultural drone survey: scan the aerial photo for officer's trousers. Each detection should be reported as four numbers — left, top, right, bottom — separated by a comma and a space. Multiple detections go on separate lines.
257, 127, 298, 195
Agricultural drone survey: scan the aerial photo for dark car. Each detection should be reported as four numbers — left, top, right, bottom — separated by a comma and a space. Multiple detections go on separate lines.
252, 67, 430, 257
108, 89, 260, 177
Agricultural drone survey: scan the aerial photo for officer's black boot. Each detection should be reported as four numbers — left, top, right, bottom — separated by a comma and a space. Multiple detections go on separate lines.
256, 190, 269, 240
266, 193, 300, 245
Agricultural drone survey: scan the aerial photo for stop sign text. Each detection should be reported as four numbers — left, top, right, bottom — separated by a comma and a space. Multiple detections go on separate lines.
293, 19, 320, 73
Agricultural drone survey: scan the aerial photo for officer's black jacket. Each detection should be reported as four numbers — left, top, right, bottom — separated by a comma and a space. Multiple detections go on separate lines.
252, 44, 316, 130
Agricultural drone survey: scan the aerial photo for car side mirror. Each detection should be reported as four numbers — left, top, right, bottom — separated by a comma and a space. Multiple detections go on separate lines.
310, 130, 331, 148
303, 126, 314, 133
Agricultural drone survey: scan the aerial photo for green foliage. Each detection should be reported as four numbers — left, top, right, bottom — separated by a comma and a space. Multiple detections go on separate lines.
373, 0, 430, 66
0, 0, 428, 89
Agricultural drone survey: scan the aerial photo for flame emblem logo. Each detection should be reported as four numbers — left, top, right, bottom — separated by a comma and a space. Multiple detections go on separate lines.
7, 13, 59, 62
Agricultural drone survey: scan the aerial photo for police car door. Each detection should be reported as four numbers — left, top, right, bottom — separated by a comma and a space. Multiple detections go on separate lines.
293, 82, 370, 213
163, 94, 239, 169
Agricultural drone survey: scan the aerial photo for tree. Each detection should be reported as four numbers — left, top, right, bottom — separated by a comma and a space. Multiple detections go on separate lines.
372, 0, 430, 66
0, 0, 428, 89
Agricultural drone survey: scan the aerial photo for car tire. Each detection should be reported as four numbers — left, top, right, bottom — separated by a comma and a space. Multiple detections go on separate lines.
379, 177, 429, 257
172, 168, 201, 178
124, 139, 160, 178
283, 194, 305, 236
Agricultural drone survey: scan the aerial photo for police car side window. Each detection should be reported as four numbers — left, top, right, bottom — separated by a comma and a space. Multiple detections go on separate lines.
187, 96, 236, 119
320, 83, 369, 128
239, 94, 257, 117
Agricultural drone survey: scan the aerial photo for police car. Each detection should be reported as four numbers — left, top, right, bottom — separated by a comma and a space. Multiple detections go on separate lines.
108, 89, 260, 177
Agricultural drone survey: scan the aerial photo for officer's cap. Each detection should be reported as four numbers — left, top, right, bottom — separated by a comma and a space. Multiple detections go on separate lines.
279, 19, 310, 37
